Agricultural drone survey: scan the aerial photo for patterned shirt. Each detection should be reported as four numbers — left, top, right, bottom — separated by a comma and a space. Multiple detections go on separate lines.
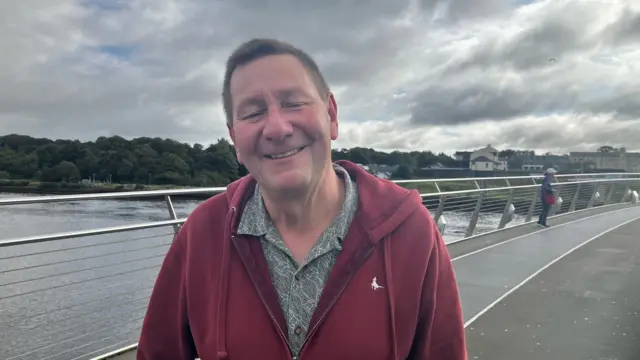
237, 163, 359, 355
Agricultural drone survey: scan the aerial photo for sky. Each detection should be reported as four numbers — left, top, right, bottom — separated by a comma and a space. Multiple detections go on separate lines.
1, 0, 639, 155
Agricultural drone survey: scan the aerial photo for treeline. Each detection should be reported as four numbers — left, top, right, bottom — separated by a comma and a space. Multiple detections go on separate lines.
0, 134, 240, 187
332, 147, 462, 171
0, 134, 474, 186
0, 134, 561, 187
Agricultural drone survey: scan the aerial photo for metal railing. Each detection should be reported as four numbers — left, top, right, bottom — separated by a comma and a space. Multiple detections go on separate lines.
1, 172, 639, 360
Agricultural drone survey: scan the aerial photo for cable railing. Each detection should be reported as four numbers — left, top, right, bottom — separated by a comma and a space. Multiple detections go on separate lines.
1, 172, 639, 360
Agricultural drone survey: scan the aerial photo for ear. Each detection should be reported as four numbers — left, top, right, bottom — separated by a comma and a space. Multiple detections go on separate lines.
227, 123, 243, 164
327, 92, 338, 141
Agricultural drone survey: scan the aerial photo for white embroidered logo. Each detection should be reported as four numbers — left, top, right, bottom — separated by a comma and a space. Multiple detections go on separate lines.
371, 277, 384, 290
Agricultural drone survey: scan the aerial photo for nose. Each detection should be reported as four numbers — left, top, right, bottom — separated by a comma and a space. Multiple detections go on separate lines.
262, 107, 293, 142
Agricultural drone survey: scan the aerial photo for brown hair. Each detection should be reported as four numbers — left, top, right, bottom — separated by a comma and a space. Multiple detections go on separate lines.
222, 38, 330, 127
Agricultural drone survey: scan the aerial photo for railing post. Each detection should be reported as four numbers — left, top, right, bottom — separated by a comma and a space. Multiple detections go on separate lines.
587, 182, 599, 208
164, 195, 180, 235
433, 194, 446, 224
465, 191, 485, 238
569, 182, 581, 212
498, 189, 514, 229
525, 178, 538, 222
604, 183, 615, 205
498, 179, 513, 229
433, 194, 447, 234
621, 186, 631, 203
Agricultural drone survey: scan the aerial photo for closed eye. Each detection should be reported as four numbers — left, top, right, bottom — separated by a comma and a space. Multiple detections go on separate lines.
241, 109, 266, 120
239, 102, 306, 120
283, 102, 305, 109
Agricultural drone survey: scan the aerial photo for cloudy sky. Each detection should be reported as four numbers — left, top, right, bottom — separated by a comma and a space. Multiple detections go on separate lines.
1, 0, 638, 154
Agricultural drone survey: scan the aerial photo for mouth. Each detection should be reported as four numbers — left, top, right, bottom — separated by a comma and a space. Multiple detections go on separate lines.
264, 146, 307, 160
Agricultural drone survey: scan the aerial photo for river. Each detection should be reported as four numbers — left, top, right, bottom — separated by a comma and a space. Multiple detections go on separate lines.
0, 192, 527, 359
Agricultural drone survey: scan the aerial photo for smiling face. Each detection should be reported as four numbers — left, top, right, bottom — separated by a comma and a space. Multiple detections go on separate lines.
228, 54, 338, 195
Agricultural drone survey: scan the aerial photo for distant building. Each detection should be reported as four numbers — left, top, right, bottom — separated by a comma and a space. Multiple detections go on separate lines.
452, 151, 471, 169
569, 147, 640, 172
521, 164, 544, 171
454, 151, 472, 162
470, 156, 497, 171
469, 145, 508, 171
514, 153, 570, 170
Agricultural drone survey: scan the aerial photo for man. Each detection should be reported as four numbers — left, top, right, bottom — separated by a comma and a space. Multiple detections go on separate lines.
137, 38, 467, 360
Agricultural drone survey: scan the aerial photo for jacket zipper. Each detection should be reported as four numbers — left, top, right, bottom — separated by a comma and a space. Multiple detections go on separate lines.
298, 245, 376, 357
231, 234, 296, 359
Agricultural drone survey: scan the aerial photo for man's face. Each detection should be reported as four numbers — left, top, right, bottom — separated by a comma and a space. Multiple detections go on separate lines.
228, 54, 338, 194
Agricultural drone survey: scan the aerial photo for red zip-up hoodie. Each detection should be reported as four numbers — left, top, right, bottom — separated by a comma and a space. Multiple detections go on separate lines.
137, 160, 467, 360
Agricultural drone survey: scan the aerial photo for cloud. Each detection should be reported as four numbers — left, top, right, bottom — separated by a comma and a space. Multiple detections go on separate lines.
0, 0, 639, 154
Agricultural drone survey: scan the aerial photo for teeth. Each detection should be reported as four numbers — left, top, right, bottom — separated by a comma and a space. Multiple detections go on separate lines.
268, 147, 303, 159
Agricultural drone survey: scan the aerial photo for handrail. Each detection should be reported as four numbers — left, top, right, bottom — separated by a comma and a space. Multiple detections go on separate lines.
0, 219, 183, 247
0, 186, 227, 206
0, 178, 634, 249
418, 178, 638, 198
1, 172, 639, 206
2, 172, 640, 360
393, 172, 640, 184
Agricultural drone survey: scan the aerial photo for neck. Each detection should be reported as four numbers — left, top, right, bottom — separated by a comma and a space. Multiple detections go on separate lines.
261, 163, 345, 233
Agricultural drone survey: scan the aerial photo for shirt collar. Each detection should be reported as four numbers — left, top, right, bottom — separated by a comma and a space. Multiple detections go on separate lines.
237, 163, 357, 241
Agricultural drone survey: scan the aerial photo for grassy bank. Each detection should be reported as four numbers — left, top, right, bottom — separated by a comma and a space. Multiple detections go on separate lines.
0, 179, 202, 198
1, 180, 505, 197
1, 177, 542, 208
0, 178, 481, 196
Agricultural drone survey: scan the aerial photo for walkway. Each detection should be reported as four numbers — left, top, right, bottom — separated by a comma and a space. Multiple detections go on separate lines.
460, 206, 640, 359
104, 205, 640, 360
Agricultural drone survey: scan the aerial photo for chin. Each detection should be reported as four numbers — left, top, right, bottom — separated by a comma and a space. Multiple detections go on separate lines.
262, 171, 312, 194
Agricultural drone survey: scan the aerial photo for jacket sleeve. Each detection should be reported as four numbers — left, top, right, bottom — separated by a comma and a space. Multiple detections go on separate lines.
137, 231, 197, 360
408, 213, 467, 360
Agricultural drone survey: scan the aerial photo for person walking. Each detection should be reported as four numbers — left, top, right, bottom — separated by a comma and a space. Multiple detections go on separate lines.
136, 38, 467, 360
538, 168, 557, 227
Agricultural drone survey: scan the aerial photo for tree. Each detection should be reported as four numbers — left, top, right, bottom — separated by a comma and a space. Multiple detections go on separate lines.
0, 134, 247, 187
597, 145, 618, 153
41, 161, 81, 182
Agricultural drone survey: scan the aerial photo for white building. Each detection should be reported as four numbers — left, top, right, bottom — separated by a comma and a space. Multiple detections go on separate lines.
469, 145, 508, 171
521, 164, 544, 171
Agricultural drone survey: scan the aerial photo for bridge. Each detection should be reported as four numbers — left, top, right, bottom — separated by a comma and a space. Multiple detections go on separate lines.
1, 172, 639, 359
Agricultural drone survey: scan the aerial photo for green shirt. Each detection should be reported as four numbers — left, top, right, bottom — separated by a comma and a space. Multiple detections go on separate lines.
237, 163, 359, 355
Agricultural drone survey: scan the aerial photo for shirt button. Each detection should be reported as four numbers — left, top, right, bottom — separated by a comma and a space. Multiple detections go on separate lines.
295, 326, 305, 335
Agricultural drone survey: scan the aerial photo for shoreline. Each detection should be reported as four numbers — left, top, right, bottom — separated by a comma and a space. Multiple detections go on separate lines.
0, 183, 215, 201
1, 183, 539, 215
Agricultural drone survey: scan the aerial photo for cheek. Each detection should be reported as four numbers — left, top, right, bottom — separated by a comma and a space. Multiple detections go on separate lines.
233, 125, 254, 145
232, 130, 258, 161
295, 110, 331, 140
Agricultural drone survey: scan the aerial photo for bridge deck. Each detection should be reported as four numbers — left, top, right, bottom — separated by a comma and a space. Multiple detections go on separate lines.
464, 212, 640, 359
106, 205, 640, 360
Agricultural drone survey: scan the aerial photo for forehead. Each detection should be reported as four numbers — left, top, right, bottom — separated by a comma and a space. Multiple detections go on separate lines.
229, 54, 317, 101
